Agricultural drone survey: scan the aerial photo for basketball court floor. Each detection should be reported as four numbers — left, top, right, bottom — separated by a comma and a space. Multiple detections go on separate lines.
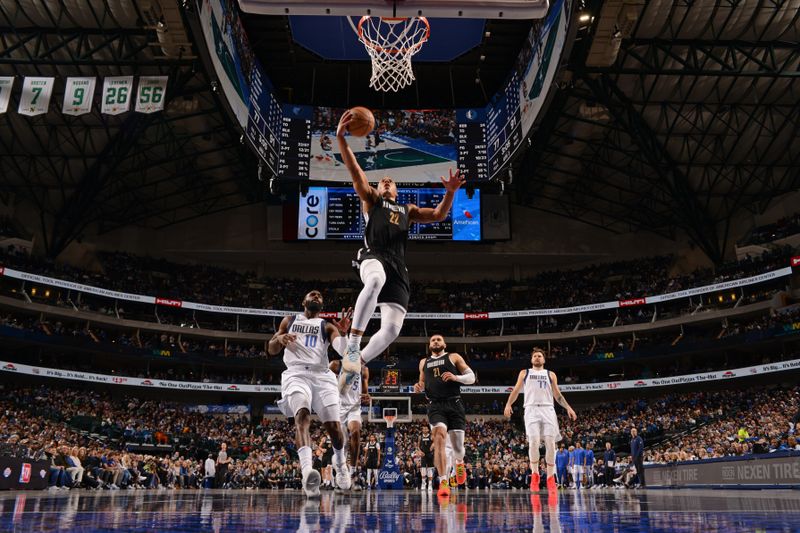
2, 489, 798, 532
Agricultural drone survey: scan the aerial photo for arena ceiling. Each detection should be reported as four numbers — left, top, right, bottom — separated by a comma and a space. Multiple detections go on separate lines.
515, 0, 800, 263
0, 0, 798, 264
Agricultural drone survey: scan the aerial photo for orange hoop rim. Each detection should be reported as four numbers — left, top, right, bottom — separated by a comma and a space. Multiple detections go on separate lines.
357, 16, 430, 55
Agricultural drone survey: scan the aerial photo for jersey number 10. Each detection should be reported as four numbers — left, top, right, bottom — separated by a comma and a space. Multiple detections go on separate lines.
305, 336, 317, 348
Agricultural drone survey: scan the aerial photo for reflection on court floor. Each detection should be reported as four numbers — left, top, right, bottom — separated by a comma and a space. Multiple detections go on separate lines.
2, 488, 799, 532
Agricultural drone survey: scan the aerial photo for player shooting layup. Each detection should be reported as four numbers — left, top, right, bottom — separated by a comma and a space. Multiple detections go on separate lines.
335, 110, 465, 392
413, 334, 476, 498
504, 347, 577, 493
270, 291, 353, 497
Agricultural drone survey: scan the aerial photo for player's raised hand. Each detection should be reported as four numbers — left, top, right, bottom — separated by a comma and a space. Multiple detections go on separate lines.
331, 307, 353, 335
503, 405, 513, 419
440, 168, 465, 192
336, 110, 353, 138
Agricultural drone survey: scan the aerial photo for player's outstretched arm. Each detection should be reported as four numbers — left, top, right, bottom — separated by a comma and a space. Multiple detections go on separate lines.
503, 370, 527, 418
327, 307, 353, 356
408, 168, 465, 223
336, 111, 378, 208
268, 316, 295, 356
550, 371, 577, 420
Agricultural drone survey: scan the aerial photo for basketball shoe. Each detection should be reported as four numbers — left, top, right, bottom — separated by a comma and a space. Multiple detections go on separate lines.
338, 345, 361, 393
437, 478, 451, 498
455, 462, 467, 485
334, 462, 351, 491
530, 472, 540, 492
302, 469, 321, 498
546, 475, 557, 493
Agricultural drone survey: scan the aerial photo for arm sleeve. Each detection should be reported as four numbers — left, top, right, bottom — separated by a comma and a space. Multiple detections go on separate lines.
332, 336, 347, 356
454, 368, 475, 385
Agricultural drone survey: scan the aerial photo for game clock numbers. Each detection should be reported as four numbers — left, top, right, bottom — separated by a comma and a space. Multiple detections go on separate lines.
381, 369, 401, 393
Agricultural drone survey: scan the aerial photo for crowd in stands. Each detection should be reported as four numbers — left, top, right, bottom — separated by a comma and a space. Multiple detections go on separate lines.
647, 385, 800, 462
1, 243, 794, 321
2, 305, 799, 387
739, 210, 800, 246
2, 382, 798, 491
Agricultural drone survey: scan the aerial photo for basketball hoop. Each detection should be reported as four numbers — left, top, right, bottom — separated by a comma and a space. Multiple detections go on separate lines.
382, 407, 398, 428
354, 16, 430, 92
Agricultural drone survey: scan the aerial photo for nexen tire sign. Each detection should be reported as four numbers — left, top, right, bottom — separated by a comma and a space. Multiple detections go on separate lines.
298, 187, 327, 240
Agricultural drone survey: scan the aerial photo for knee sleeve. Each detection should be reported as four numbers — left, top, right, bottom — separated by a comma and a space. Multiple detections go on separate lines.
449, 430, 465, 462
361, 303, 406, 363
360, 259, 387, 292
352, 259, 387, 332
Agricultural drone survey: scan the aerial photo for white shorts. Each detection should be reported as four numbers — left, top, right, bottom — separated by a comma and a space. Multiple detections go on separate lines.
340, 403, 362, 426
279, 366, 340, 423
524, 406, 562, 441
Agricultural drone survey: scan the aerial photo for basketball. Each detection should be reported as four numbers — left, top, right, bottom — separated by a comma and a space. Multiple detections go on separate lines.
347, 106, 375, 137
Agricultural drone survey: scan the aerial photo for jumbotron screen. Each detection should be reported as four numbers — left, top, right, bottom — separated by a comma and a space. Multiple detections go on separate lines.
298, 187, 480, 241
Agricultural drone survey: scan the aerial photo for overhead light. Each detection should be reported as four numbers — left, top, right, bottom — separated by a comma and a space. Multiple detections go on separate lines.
579, 13, 591, 23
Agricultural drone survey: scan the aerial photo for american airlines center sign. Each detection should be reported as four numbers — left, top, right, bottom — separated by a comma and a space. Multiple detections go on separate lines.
3, 358, 799, 394
0, 264, 792, 320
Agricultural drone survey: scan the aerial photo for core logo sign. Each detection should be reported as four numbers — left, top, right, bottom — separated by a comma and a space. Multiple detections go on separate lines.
298, 188, 327, 240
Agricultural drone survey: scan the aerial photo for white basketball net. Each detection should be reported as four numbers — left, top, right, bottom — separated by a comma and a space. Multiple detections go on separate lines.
357, 16, 430, 92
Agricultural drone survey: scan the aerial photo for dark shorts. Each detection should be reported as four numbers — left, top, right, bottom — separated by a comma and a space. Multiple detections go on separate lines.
321, 452, 332, 467
427, 397, 466, 432
355, 250, 410, 310
421, 454, 435, 468
366, 458, 379, 469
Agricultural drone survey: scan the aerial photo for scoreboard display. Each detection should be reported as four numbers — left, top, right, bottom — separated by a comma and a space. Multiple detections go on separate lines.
456, 108, 489, 181
297, 187, 481, 241
279, 105, 312, 179
486, 71, 524, 178
208, 0, 570, 184
381, 369, 401, 393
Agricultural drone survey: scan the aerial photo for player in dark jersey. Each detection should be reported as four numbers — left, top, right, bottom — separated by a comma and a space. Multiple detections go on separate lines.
417, 425, 435, 491
364, 434, 381, 489
336, 110, 465, 392
319, 434, 334, 489
413, 334, 476, 498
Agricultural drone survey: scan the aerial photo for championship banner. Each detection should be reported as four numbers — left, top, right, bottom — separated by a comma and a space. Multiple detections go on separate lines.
101, 76, 133, 115
0, 77, 14, 114
17, 77, 54, 116
62, 77, 96, 116
134, 76, 168, 114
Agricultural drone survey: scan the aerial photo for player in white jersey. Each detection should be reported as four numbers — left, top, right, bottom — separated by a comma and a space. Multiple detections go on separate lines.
504, 347, 577, 493
329, 359, 369, 489
269, 291, 353, 497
